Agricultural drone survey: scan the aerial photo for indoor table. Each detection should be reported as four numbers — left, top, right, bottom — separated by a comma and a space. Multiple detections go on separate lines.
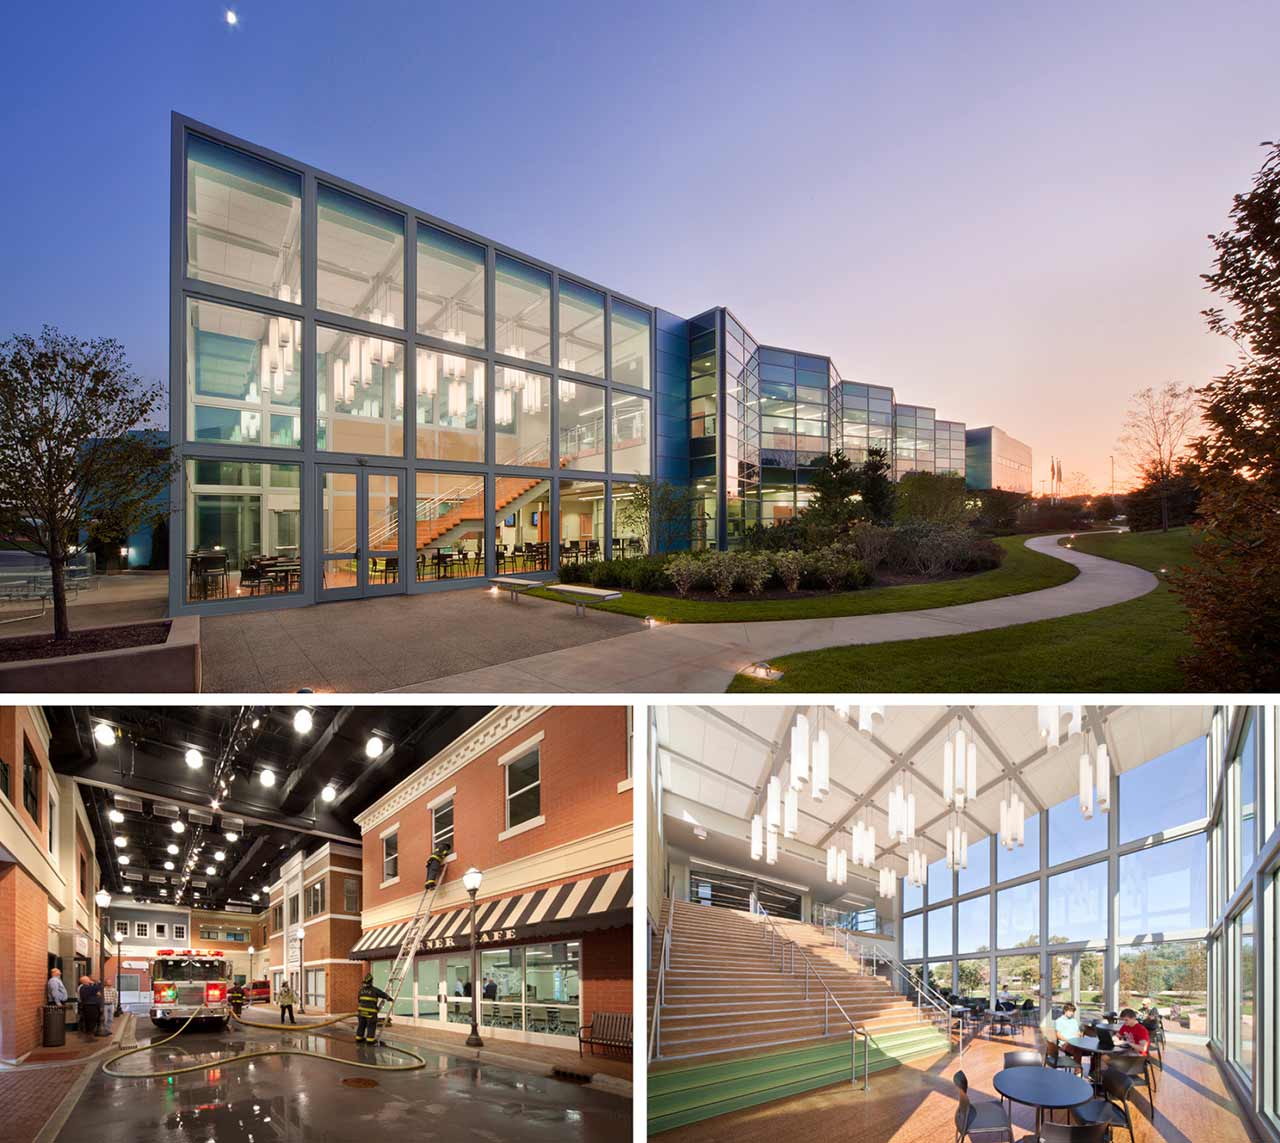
993, 1065, 1093, 1141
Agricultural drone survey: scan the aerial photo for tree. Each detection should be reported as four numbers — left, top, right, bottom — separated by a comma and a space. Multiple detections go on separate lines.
1173, 139, 1280, 690
0, 327, 173, 640
614, 475, 697, 555
1065, 471, 1093, 498
894, 471, 975, 525
1125, 459, 1201, 532
858, 445, 895, 525
1116, 382, 1200, 531
972, 487, 1027, 532
809, 449, 862, 517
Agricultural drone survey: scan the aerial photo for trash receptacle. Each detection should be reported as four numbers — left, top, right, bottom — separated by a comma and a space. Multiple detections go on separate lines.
43, 1004, 66, 1047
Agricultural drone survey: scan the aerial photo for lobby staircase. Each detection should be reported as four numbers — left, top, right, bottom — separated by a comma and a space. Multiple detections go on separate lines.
647, 899, 954, 1134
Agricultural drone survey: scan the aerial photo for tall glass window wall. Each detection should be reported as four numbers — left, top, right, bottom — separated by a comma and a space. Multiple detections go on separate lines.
901, 727, 1213, 1024
175, 124, 655, 611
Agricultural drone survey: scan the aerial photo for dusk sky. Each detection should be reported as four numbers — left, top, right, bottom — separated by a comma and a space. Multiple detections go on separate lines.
3, 0, 1278, 492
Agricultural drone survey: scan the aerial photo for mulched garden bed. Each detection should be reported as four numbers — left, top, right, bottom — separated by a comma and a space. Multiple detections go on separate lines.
0, 621, 170, 664
615, 568, 983, 604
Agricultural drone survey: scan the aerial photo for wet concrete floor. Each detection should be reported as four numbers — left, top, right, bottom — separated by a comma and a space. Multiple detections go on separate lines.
58, 1023, 629, 1142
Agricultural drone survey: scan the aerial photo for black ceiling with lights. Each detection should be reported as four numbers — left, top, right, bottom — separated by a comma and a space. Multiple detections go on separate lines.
45, 705, 491, 912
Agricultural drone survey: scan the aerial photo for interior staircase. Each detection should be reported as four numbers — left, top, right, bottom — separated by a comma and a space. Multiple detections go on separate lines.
648, 899, 952, 1134
414, 475, 544, 550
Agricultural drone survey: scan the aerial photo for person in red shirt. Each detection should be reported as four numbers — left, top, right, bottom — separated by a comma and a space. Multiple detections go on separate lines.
1117, 1008, 1150, 1054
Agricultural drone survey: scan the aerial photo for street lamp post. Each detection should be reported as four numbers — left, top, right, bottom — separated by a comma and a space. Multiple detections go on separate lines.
294, 927, 306, 1013
462, 867, 484, 1048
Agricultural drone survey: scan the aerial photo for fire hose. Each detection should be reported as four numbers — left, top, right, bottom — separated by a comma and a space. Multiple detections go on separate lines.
101, 1005, 432, 1079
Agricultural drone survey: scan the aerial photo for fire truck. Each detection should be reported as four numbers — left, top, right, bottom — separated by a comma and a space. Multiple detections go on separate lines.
150, 949, 232, 1029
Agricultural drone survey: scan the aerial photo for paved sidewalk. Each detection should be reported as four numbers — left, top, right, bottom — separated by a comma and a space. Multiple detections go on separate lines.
400, 534, 1157, 693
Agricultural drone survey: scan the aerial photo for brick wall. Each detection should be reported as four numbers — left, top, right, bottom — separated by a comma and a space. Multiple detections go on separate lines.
0, 863, 50, 1060
362, 707, 630, 912
581, 924, 631, 1028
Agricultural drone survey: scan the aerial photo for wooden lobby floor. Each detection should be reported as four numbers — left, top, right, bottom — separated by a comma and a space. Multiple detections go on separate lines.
657, 1036, 1251, 1143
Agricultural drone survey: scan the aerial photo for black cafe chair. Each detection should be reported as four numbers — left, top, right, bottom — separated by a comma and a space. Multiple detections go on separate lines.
952, 1070, 1012, 1142
1071, 1068, 1137, 1142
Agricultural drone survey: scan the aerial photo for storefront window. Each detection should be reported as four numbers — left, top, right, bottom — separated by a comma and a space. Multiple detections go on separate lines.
558, 279, 605, 378
610, 392, 650, 476
186, 134, 301, 303
415, 471, 485, 581
495, 255, 551, 366
559, 479, 605, 565
316, 326, 405, 456
416, 223, 485, 347
494, 368, 551, 467
558, 380, 606, 471
184, 460, 301, 602
525, 942, 580, 1037
495, 479, 550, 572
316, 184, 404, 327
415, 956, 440, 1020
610, 299, 651, 390
186, 298, 301, 448
480, 947, 525, 1031
416, 348, 485, 463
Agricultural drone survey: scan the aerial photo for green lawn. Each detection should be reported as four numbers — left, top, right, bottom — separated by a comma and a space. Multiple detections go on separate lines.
728, 528, 1194, 693
529, 534, 1077, 623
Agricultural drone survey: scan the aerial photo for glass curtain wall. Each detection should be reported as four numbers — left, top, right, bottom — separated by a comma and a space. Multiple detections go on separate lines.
176, 123, 655, 612
901, 729, 1212, 1025
687, 310, 719, 550
723, 314, 760, 548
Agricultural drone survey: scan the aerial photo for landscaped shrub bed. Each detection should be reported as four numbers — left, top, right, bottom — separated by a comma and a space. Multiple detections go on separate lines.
558, 523, 1003, 602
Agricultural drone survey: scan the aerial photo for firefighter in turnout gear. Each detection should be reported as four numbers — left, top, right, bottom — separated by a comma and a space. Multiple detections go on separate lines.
356, 975, 392, 1043
228, 981, 246, 1017
425, 842, 451, 890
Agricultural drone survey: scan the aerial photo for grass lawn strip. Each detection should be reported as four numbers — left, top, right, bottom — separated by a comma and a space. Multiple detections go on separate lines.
727, 529, 1191, 693
529, 534, 1077, 623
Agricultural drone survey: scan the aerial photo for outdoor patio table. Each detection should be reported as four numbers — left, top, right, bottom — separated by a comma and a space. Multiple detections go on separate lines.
993, 1066, 1092, 1140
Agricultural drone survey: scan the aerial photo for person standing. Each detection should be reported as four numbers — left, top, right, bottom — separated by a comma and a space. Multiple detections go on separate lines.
77, 976, 103, 1040
355, 974, 391, 1043
483, 976, 498, 1001
277, 981, 297, 1025
46, 967, 68, 1006
228, 981, 246, 1017
101, 979, 118, 1036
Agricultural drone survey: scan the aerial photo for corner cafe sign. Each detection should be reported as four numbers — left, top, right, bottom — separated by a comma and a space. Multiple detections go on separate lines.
421, 927, 517, 951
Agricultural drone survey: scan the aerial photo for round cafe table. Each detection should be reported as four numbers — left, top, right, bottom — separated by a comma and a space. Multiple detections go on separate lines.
993, 1066, 1093, 1140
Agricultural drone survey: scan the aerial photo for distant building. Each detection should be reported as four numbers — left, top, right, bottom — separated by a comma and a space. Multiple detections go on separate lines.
965, 426, 1033, 493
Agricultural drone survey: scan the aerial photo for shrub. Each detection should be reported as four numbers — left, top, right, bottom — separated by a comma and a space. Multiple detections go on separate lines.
667, 554, 703, 597
734, 552, 772, 596
560, 555, 673, 592
807, 545, 871, 592
845, 522, 894, 572
885, 522, 1005, 577
708, 553, 738, 599
773, 550, 807, 592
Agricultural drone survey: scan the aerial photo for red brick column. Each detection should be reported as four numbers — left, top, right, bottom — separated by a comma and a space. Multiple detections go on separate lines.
0, 864, 51, 1060
580, 924, 631, 1029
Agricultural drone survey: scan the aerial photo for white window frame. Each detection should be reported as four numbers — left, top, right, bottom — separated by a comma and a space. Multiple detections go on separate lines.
500, 736, 544, 838
382, 827, 400, 887
155, 922, 168, 939
433, 798, 455, 852
114, 919, 128, 938
343, 877, 359, 914
173, 923, 187, 942
134, 921, 149, 939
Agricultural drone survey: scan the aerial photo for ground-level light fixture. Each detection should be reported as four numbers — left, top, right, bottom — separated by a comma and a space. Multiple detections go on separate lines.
293, 709, 313, 734
185, 748, 203, 770
94, 723, 115, 747
365, 734, 383, 759
321, 784, 336, 803
95, 888, 111, 908
259, 769, 276, 787
171, 819, 186, 834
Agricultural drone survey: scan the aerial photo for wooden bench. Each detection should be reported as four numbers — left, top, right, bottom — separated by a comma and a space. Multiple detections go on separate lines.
489, 576, 543, 602
578, 1011, 632, 1057
544, 583, 622, 617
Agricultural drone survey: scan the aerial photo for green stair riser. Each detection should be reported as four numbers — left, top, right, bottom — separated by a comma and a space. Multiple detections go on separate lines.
648, 1033, 949, 1134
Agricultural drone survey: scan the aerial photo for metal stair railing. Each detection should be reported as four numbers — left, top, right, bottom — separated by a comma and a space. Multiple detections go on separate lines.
747, 898, 871, 1089
815, 917, 963, 1061
648, 891, 675, 1062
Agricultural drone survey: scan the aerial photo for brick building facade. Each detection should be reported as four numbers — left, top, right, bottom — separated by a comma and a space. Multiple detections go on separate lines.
348, 705, 633, 1047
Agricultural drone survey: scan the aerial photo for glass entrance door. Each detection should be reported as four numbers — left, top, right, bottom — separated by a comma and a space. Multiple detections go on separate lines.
319, 467, 404, 598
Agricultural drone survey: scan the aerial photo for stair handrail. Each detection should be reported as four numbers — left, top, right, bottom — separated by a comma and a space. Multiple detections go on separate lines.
821, 920, 963, 1060
648, 891, 675, 1062
749, 901, 864, 1088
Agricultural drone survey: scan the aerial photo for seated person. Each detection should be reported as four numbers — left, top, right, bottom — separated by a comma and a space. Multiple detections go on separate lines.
1117, 1008, 1150, 1054
1055, 1002, 1084, 1062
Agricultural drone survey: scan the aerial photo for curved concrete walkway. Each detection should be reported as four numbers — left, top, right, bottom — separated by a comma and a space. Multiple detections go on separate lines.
395, 534, 1157, 694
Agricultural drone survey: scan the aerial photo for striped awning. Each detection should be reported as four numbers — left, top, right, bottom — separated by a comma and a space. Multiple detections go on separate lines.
348, 868, 632, 961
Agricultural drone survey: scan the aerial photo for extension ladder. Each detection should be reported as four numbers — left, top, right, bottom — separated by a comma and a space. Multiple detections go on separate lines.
378, 866, 447, 1026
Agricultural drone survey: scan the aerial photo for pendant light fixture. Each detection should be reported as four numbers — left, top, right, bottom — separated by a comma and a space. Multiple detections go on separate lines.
906, 846, 926, 888
888, 769, 916, 843
857, 704, 885, 735
826, 844, 838, 882
998, 778, 1026, 850
811, 711, 830, 802
750, 814, 763, 861
1037, 705, 1061, 748
1078, 731, 1095, 820
943, 718, 978, 811
945, 810, 969, 872
783, 785, 799, 839
1096, 740, 1111, 813
447, 378, 467, 419
878, 866, 896, 899
837, 848, 848, 886
766, 776, 782, 834
851, 816, 876, 868
790, 712, 810, 789
1078, 730, 1112, 820
765, 825, 778, 865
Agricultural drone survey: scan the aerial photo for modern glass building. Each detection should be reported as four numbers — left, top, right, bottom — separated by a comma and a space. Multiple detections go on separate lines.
169, 115, 987, 614
965, 424, 1034, 493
